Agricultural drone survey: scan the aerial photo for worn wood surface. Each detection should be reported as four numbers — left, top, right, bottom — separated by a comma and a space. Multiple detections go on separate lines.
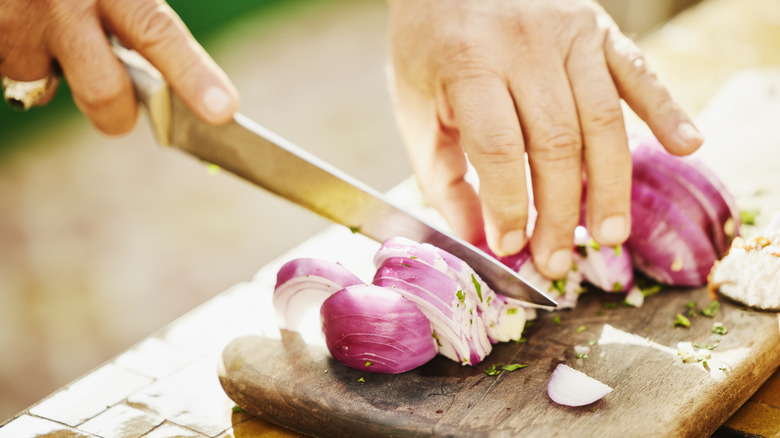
219, 280, 780, 438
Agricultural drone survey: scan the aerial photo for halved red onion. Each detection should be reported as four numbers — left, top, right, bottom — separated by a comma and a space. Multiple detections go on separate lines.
274, 258, 364, 332
632, 138, 739, 256
547, 364, 613, 406
320, 284, 438, 373
573, 226, 633, 293
627, 180, 717, 286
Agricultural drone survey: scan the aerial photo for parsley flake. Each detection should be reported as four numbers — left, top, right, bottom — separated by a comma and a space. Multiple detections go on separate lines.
232, 405, 246, 413
348, 226, 361, 234
552, 315, 562, 326
358, 377, 365, 383
674, 313, 691, 328
365, 361, 373, 367
456, 289, 465, 304
576, 353, 589, 360
507, 308, 518, 315
576, 325, 587, 334
502, 364, 529, 372
701, 301, 720, 318
713, 322, 728, 335
471, 274, 483, 302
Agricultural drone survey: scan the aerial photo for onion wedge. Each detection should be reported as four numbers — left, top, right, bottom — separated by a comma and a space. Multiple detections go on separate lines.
547, 364, 613, 407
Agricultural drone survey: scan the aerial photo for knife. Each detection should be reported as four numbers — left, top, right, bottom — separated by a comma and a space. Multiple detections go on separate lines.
115, 46, 556, 308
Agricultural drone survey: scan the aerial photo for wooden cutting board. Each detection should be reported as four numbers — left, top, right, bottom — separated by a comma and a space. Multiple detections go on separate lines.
218, 70, 780, 437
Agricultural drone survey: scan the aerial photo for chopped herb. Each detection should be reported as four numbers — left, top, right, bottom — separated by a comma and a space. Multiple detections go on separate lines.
471, 274, 483, 302
502, 364, 529, 372
507, 308, 518, 315
576, 245, 588, 258
613, 245, 622, 257
207, 164, 221, 175
549, 278, 567, 296
516, 337, 527, 344
576, 353, 589, 360
694, 341, 719, 350
410, 255, 417, 260
674, 313, 691, 328
432, 331, 443, 347
403, 263, 411, 268
365, 361, 373, 367
603, 302, 618, 309
713, 322, 728, 335
524, 321, 536, 329
740, 209, 760, 226
358, 377, 365, 383
552, 315, 562, 326
487, 295, 494, 306
576, 325, 587, 334
591, 408, 597, 413
456, 289, 466, 304
232, 405, 246, 413
484, 364, 502, 376
588, 239, 601, 251
612, 282, 623, 292
641, 284, 663, 297
348, 226, 361, 234
701, 301, 720, 318
686, 301, 698, 318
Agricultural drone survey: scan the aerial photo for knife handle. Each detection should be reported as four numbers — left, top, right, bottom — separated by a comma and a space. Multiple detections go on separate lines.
112, 45, 173, 146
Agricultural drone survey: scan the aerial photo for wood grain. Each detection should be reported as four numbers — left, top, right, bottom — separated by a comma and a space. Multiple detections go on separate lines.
219, 285, 780, 437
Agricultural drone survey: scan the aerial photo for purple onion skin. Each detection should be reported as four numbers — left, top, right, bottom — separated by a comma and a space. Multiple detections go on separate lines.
320, 284, 438, 374
275, 258, 363, 289
627, 181, 717, 286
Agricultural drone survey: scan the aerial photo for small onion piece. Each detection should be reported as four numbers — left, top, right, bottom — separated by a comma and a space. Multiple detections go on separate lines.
547, 364, 613, 407
573, 226, 633, 293
320, 284, 438, 373
274, 258, 364, 333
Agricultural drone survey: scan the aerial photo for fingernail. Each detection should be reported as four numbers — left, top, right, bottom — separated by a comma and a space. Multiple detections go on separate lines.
546, 249, 572, 278
202, 86, 233, 119
676, 121, 704, 148
498, 230, 527, 256
598, 215, 628, 245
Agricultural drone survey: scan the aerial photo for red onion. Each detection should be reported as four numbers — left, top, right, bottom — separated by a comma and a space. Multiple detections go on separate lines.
274, 258, 364, 332
547, 364, 613, 406
573, 226, 633, 293
320, 284, 438, 373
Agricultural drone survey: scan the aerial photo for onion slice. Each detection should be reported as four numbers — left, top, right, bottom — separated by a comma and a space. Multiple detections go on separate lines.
320, 284, 438, 373
547, 364, 613, 406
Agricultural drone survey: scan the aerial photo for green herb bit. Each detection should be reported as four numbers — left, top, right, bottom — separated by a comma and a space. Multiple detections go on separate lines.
502, 364, 529, 372
602, 302, 618, 309
549, 278, 568, 296
365, 361, 373, 367
552, 315, 562, 326
358, 377, 365, 383
740, 209, 760, 226
576, 325, 587, 334
612, 282, 623, 292
640, 284, 663, 297
348, 226, 361, 234
232, 405, 246, 413
576, 244, 588, 258
471, 274, 483, 302
576, 353, 589, 360
588, 239, 601, 251
456, 289, 466, 304
432, 331, 443, 347
713, 322, 728, 335
613, 245, 623, 257
484, 364, 502, 376
674, 313, 691, 328
516, 337, 528, 344
403, 263, 411, 268
507, 307, 518, 315
409, 256, 417, 260
701, 301, 720, 318
524, 321, 536, 329
207, 163, 221, 175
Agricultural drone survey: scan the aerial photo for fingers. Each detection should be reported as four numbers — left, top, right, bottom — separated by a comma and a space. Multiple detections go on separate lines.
102, 0, 239, 125
391, 76, 486, 244
566, 30, 631, 247
445, 73, 530, 257
605, 27, 703, 156
501, 50, 582, 278
47, 2, 138, 135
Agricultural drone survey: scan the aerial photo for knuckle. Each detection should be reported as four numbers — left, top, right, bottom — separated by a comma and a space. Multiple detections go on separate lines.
529, 126, 582, 163
131, 3, 182, 53
584, 100, 624, 131
78, 73, 128, 111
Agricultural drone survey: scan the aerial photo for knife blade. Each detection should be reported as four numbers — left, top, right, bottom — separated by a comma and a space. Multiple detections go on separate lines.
116, 46, 556, 308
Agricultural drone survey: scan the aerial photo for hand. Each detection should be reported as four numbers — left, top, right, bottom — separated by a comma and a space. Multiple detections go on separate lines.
388, 0, 704, 279
0, 0, 239, 135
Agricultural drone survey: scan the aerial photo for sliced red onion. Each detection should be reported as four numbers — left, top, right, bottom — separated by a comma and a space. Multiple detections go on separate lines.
320, 284, 438, 374
504, 246, 585, 310
274, 258, 364, 332
373, 255, 492, 365
547, 364, 613, 406
573, 226, 633, 293
627, 180, 717, 286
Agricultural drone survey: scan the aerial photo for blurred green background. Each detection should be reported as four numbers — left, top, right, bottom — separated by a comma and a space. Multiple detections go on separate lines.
0, 0, 295, 155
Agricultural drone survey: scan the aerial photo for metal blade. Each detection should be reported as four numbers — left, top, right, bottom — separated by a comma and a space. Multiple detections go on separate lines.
166, 95, 556, 307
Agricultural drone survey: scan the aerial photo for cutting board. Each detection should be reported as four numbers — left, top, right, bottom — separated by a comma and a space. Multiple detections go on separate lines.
218, 70, 780, 437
